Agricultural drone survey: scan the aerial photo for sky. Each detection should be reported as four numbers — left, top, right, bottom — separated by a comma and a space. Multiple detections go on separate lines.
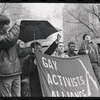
22, 3, 64, 44
21, 3, 76, 45
22, 3, 64, 27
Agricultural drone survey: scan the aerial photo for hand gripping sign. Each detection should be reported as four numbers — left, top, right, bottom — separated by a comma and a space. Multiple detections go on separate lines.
35, 50, 100, 97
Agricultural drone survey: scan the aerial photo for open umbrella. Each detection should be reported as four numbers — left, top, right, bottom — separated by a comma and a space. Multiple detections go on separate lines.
19, 20, 59, 43
92, 38, 100, 47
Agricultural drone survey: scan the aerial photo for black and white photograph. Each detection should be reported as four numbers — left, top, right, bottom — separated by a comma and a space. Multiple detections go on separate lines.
0, 3, 100, 97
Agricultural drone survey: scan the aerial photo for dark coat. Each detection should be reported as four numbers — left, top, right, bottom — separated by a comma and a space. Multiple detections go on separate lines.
22, 41, 58, 97
0, 24, 22, 76
0, 23, 33, 77
78, 40, 100, 65
66, 50, 77, 57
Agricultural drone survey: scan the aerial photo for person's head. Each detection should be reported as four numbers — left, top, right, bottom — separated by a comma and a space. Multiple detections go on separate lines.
0, 14, 10, 33
31, 42, 42, 52
56, 42, 65, 54
68, 42, 76, 52
83, 34, 91, 42
17, 39, 25, 48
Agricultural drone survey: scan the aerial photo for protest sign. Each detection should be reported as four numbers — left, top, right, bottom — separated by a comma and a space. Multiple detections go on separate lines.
35, 50, 100, 97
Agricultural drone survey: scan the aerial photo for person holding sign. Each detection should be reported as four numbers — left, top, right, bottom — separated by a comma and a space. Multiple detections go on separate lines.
78, 34, 100, 85
23, 34, 61, 97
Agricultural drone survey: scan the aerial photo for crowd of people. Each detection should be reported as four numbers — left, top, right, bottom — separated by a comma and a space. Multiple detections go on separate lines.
0, 14, 100, 97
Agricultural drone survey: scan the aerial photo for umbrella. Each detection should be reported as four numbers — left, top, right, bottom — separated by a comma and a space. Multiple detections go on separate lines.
19, 20, 59, 43
92, 38, 100, 44
92, 38, 100, 47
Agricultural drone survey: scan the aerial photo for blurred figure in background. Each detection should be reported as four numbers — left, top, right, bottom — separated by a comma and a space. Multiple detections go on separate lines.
66, 42, 78, 57
78, 34, 100, 85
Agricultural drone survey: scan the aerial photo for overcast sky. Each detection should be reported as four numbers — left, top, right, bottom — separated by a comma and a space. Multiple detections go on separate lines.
21, 3, 77, 44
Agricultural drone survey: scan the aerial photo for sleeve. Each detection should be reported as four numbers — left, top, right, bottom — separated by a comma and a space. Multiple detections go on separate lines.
0, 24, 20, 49
22, 55, 37, 76
17, 45, 33, 58
28, 58, 37, 74
44, 41, 58, 55
78, 42, 86, 55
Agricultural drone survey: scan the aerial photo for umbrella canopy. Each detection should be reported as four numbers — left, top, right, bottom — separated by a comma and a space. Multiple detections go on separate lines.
19, 20, 59, 43
92, 38, 100, 44
92, 38, 100, 47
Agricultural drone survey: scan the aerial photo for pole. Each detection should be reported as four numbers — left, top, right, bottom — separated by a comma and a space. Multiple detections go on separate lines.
34, 34, 36, 50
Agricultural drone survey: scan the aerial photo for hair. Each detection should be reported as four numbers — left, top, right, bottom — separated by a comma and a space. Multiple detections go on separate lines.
83, 33, 90, 40
55, 42, 64, 53
0, 14, 10, 28
57, 42, 64, 46
68, 42, 75, 47
31, 42, 41, 48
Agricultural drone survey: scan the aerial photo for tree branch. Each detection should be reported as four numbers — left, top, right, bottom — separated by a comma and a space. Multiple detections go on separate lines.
71, 31, 79, 42
68, 11, 95, 34
4, 3, 14, 11
81, 5, 90, 13
1, 3, 6, 14
64, 20, 81, 24
90, 22, 99, 35
81, 5, 100, 22
92, 5, 96, 14
0, 3, 14, 14
11, 13, 21, 16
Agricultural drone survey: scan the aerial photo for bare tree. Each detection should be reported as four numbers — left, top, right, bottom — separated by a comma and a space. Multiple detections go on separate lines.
64, 4, 100, 38
0, 3, 31, 25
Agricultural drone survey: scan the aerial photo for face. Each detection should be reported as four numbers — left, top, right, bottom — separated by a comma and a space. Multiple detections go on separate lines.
36, 45, 42, 52
57, 43, 65, 53
69, 43, 75, 52
85, 35, 91, 41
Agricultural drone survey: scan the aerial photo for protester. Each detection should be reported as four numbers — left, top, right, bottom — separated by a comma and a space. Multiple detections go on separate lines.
17, 40, 32, 97
22, 34, 61, 97
78, 34, 100, 85
0, 14, 21, 97
52, 42, 69, 58
66, 42, 78, 57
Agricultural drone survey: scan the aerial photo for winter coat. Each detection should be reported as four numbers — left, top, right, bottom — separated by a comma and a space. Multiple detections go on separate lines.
78, 40, 100, 65
22, 41, 58, 97
0, 24, 33, 76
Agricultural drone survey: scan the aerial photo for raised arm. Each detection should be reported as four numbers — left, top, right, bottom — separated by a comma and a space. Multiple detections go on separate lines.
17, 44, 33, 58
0, 24, 20, 49
44, 34, 61, 55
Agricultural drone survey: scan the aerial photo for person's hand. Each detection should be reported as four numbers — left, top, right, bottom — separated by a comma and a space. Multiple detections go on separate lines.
17, 39, 21, 44
55, 34, 61, 43
16, 19, 22, 26
57, 34, 61, 41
